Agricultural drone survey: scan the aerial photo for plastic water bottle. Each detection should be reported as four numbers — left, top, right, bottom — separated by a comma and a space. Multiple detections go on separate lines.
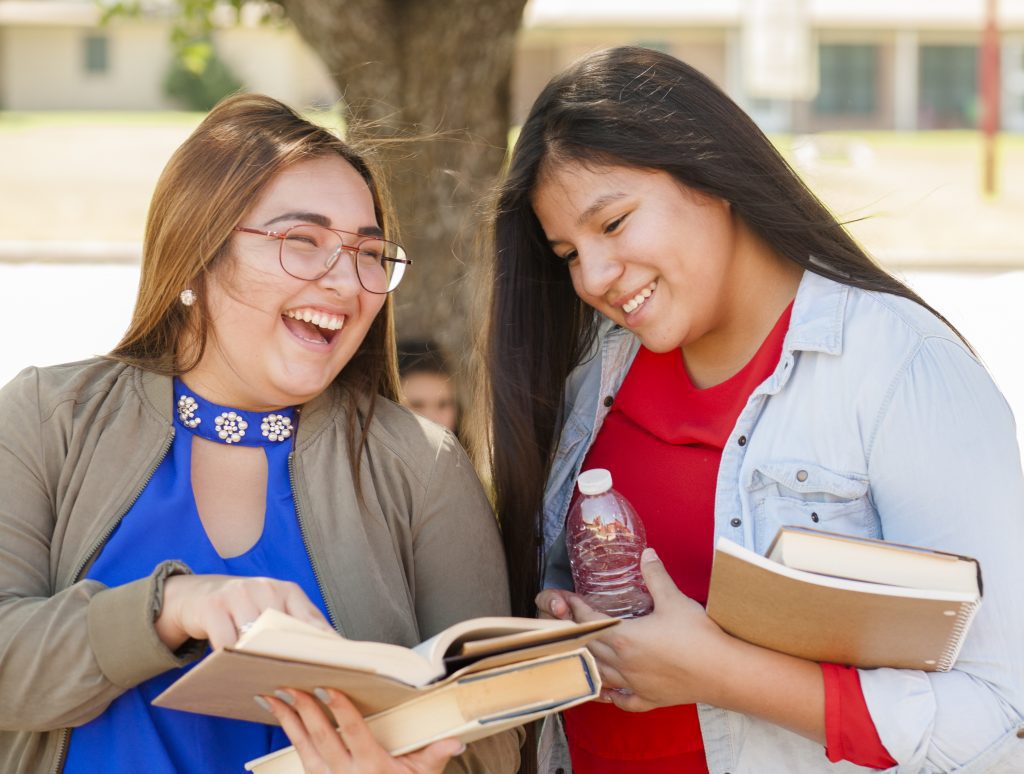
565, 468, 653, 618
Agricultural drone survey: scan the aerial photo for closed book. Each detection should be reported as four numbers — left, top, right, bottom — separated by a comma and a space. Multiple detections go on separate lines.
153, 609, 613, 759
706, 528, 981, 671
243, 649, 599, 773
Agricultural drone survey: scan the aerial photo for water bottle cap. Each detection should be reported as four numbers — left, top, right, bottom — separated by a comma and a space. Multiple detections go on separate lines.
577, 468, 613, 496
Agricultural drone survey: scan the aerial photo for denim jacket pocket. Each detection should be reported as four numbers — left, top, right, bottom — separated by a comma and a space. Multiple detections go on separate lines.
748, 462, 878, 553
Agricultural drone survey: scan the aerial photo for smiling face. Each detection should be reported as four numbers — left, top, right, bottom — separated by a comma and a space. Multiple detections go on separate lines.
531, 162, 740, 354
184, 155, 387, 410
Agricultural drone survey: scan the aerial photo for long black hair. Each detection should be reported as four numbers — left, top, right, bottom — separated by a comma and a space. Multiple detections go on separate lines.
483, 45, 960, 619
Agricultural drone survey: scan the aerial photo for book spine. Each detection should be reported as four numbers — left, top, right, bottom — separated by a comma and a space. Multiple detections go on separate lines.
936, 600, 982, 672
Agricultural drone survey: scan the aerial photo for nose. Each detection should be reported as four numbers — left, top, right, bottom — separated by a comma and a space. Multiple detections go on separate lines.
317, 246, 363, 295
574, 244, 624, 299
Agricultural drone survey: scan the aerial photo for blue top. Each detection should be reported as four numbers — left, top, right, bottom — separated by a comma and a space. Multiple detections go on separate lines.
541, 271, 1024, 772
64, 379, 329, 774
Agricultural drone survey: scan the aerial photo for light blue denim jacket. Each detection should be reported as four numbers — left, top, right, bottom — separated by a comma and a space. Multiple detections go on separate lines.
541, 271, 1024, 773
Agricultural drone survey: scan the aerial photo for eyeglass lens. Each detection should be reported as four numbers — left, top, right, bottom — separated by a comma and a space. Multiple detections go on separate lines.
281, 224, 407, 293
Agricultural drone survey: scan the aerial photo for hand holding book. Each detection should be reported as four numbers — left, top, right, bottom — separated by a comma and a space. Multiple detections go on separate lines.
154, 609, 615, 772
260, 687, 464, 774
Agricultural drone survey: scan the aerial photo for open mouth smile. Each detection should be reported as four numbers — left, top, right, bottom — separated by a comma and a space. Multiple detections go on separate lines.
282, 307, 346, 345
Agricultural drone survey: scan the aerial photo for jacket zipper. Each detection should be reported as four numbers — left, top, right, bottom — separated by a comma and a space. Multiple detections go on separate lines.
50, 427, 175, 774
288, 452, 339, 631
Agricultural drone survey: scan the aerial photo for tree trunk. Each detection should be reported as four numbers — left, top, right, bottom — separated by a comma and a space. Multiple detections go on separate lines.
282, 0, 528, 359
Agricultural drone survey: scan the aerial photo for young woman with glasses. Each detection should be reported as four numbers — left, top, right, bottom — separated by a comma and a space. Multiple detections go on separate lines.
0, 94, 519, 773
482, 46, 1024, 773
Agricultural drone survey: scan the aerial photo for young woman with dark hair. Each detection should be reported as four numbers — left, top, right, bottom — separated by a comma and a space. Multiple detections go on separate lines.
483, 46, 1024, 772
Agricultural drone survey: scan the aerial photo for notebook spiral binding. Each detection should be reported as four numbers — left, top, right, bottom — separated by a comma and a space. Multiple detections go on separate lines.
936, 600, 982, 672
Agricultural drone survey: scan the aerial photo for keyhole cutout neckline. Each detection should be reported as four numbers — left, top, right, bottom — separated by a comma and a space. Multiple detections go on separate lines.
173, 379, 299, 559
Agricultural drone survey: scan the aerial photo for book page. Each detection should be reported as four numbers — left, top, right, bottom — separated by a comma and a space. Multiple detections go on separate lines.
410, 616, 615, 670
767, 527, 980, 593
719, 539, 979, 602
232, 609, 438, 686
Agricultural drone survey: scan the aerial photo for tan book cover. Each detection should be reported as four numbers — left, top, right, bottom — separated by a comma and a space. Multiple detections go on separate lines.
243, 649, 600, 773
706, 535, 981, 671
153, 609, 614, 722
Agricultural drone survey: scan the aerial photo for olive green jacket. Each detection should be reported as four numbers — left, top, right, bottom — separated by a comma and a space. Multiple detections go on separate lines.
0, 358, 518, 773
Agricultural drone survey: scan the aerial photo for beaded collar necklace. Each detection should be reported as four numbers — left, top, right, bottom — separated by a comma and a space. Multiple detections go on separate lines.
173, 378, 297, 447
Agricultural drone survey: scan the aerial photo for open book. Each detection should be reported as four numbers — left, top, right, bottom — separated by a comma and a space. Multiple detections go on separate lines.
154, 610, 615, 760
706, 527, 982, 672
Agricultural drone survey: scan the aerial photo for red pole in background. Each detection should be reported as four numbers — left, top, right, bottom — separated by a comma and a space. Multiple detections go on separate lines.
980, 0, 1000, 197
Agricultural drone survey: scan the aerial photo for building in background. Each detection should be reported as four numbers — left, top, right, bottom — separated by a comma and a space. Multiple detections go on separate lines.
1, 0, 1023, 133
515, 0, 1024, 133
0, 0, 337, 110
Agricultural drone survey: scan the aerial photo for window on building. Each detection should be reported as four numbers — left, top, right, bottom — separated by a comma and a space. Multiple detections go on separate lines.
83, 35, 109, 74
919, 45, 978, 129
813, 44, 878, 116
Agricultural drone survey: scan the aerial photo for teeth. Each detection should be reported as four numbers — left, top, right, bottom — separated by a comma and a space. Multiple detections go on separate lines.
622, 281, 657, 314
285, 308, 345, 331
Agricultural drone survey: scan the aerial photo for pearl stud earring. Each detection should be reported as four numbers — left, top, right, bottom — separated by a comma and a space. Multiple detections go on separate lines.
179, 289, 197, 307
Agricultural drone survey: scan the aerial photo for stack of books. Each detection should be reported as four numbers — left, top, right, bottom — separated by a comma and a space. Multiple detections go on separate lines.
706, 526, 982, 671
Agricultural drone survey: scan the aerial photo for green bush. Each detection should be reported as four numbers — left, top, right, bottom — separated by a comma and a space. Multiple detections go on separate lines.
163, 38, 244, 111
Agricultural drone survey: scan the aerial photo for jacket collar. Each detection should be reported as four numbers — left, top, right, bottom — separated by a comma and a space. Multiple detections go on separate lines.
784, 269, 850, 357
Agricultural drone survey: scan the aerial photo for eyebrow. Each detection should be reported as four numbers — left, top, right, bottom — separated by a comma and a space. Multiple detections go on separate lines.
576, 192, 628, 227
263, 211, 383, 237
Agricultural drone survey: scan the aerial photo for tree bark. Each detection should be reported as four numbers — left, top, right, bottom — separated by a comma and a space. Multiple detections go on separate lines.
281, 0, 528, 358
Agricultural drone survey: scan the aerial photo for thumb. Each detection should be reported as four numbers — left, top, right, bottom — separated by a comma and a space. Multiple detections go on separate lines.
639, 548, 679, 604
407, 738, 465, 770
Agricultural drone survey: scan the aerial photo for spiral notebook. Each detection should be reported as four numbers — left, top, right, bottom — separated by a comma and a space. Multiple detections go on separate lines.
706, 528, 982, 672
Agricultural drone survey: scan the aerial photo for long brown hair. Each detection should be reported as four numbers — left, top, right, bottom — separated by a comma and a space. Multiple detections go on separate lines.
484, 46, 964, 618
111, 93, 401, 463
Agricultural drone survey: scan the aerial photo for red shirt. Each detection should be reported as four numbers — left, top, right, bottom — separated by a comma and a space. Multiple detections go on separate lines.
562, 304, 896, 772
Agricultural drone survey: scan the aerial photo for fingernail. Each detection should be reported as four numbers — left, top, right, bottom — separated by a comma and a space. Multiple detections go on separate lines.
274, 689, 295, 706
641, 547, 659, 563
254, 695, 272, 713
313, 687, 331, 703
455, 743, 467, 755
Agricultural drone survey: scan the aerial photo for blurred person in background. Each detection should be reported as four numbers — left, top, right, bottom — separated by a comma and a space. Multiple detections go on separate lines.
483, 46, 1024, 773
0, 93, 519, 774
398, 339, 460, 435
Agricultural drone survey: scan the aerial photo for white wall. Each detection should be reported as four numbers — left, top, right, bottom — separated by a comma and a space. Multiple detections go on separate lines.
1, 22, 171, 110
217, 25, 339, 108
0, 18, 339, 112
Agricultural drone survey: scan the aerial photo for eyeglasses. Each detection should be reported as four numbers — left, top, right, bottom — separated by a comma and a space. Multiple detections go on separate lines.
234, 224, 411, 294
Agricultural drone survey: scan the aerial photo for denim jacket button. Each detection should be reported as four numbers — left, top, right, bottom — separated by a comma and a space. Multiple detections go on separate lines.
796, 469, 809, 482
730, 517, 742, 528
737, 435, 747, 446
603, 395, 614, 408
1017, 725, 1024, 738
